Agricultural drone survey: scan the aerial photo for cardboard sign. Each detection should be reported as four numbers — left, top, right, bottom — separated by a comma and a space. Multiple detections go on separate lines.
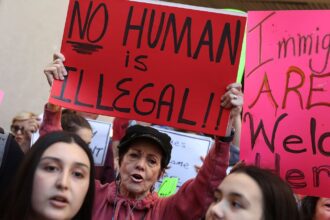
31, 119, 111, 166
31, 132, 39, 147
241, 11, 330, 197
87, 119, 112, 166
49, 0, 246, 136
154, 126, 213, 190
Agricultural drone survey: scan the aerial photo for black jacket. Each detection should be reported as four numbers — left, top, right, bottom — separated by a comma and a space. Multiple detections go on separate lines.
0, 130, 24, 197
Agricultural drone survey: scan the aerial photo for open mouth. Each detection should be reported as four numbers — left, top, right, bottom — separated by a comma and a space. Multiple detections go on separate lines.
49, 196, 69, 208
131, 174, 143, 183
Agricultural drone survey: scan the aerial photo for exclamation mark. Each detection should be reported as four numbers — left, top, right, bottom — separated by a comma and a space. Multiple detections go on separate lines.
202, 93, 215, 128
215, 105, 224, 130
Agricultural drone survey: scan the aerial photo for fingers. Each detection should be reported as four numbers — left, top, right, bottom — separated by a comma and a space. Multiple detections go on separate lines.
23, 117, 40, 137
53, 52, 65, 62
26, 117, 40, 133
44, 53, 67, 86
44, 66, 55, 86
53, 58, 67, 80
226, 82, 242, 91
221, 83, 243, 109
194, 156, 205, 173
221, 91, 243, 108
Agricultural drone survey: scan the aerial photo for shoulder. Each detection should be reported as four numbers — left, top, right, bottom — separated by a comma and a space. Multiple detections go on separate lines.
94, 180, 116, 204
95, 180, 115, 193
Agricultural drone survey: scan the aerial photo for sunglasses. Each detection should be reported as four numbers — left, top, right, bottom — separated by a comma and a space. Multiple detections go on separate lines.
11, 125, 25, 134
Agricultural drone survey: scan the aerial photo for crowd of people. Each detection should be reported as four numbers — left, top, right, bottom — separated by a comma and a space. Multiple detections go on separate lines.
0, 52, 329, 220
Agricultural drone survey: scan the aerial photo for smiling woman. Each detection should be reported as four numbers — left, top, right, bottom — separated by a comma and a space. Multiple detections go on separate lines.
0, 131, 95, 220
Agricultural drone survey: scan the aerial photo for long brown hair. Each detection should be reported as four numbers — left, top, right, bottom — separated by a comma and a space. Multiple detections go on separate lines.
231, 165, 300, 220
0, 131, 95, 220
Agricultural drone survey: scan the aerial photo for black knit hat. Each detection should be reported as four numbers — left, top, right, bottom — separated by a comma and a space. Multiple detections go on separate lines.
118, 125, 172, 166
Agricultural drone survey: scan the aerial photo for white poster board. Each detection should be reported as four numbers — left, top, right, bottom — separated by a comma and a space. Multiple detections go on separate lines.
87, 119, 112, 166
31, 119, 112, 166
153, 126, 214, 190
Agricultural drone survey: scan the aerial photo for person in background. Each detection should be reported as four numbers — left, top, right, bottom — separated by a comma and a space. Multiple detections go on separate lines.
40, 105, 93, 145
62, 110, 115, 183
205, 165, 300, 220
106, 117, 129, 180
76, 111, 99, 120
300, 196, 330, 220
0, 131, 95, 220
61, 109, 93, 145
10, 111, 40, 153
0, 127, 24, 198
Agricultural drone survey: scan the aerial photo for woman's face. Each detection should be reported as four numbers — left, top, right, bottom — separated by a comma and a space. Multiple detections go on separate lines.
11, 120, 31, 153
31, 142, 91, 220
314, 197, 330, 220
205, 172, 263, 220
119, 140, 163, 199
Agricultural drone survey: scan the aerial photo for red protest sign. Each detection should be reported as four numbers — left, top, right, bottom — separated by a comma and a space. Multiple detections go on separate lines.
49, 0, 246, 136
241, 11, 330, 197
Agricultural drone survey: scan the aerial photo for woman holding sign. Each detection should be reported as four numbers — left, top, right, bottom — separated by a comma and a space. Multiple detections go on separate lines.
94, 124, 233, 220
43, 53, 242, 219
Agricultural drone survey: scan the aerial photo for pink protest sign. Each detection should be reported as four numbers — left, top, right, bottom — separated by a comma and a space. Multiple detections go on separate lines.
241, 11, 330, 197
0, 90, 4, 105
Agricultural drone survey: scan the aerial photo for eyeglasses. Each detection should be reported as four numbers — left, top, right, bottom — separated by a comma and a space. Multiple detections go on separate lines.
10, 125, 25, 134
